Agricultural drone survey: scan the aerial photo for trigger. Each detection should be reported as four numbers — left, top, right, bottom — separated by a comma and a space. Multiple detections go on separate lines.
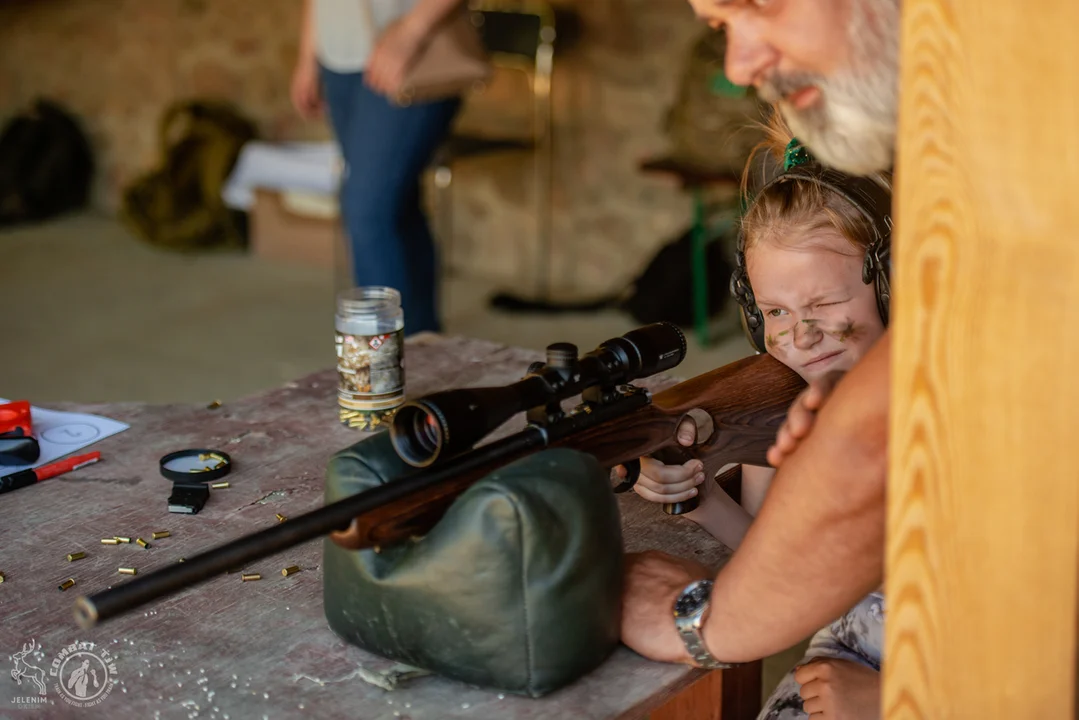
611, 459, 640, 493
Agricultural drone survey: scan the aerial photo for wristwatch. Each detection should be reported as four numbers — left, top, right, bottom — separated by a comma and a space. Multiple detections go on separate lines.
673, 579, 735, 669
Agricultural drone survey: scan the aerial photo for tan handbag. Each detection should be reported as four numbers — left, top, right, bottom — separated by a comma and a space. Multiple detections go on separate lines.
362, 2, 491, 106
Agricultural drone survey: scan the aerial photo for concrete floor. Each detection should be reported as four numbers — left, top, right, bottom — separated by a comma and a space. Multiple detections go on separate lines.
0, 212, 807, 701
0, 212, 756, 404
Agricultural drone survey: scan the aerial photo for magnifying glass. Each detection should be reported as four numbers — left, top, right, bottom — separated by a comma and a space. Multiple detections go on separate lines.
160, 449, 232, 514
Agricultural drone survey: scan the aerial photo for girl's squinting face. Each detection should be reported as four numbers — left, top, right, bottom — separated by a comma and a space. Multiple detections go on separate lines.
747, 229, 885, 382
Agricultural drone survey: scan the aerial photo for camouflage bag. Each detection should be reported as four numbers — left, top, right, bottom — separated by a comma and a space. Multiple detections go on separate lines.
121, 100, 256, 251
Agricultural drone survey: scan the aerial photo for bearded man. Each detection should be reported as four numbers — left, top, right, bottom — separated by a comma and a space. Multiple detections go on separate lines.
619, 1, 903, 718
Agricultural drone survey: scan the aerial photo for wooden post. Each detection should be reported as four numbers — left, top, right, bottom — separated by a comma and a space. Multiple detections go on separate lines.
885, 1, 1079, 718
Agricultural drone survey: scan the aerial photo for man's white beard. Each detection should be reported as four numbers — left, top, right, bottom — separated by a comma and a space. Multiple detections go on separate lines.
778, 0, 900, 175
781, 81, 897, 176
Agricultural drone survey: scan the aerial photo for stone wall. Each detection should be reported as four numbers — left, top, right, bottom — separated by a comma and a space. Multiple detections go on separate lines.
0, 0, 730, 297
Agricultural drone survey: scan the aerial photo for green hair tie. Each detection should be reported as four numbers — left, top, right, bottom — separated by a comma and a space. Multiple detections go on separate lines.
783, 138, 813, 171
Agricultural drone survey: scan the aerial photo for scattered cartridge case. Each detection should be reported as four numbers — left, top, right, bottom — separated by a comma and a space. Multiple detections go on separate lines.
58, 578, 76, 591
118, 567, 137, 576
66, 552, 87, 562
241, 573, 261, 582
136, 538, 150, 548
281, 566, 301, 577
151, 531, 171, 540
210, 481, 229, 489
275, 513, 287, 523
101, 538, 120, 545
114, 536, 131, 544
0, 571, 6, 583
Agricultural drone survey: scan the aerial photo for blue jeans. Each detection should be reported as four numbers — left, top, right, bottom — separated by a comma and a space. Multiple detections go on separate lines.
320, 66, 461, 335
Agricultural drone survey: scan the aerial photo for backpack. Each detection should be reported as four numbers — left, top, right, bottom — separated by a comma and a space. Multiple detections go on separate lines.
619, 226, 733, 326
0, 99, 94, 227
120, 100, 257, 251
489, 225, 734, 329
663, 30, 769, 176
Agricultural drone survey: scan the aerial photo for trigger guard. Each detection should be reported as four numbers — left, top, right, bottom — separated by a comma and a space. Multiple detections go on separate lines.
611, 459, 640, 493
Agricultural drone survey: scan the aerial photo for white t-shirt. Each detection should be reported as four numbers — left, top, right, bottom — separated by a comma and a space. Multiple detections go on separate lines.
313, 0, 419, 73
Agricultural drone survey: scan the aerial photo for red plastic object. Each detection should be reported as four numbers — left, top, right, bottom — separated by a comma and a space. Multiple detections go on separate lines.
0, 400, 32, 437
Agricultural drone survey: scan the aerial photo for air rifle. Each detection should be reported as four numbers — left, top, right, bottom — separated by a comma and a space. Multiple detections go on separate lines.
74, 322, 805, 628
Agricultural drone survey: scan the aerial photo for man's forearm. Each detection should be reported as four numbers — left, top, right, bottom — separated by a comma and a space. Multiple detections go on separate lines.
702, 331, 892, 662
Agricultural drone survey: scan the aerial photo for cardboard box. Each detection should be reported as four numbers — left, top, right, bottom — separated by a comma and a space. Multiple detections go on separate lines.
249, 188, 345, 269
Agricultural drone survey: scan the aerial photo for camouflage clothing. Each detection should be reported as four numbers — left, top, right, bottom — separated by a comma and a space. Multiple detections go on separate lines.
758, 591, 885, 719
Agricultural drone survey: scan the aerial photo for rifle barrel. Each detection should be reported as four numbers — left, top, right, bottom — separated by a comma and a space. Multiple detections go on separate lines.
74, 429, 547, 629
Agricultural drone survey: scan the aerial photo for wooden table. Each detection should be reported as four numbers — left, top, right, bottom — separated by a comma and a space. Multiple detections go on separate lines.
0, 334, 759, 719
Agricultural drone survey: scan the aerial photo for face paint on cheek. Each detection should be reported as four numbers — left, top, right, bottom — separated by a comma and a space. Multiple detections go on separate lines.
767, 329, 794, 354
824, 318, 864, 343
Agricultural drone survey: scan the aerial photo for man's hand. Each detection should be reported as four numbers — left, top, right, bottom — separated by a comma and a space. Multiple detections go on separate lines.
767, 370, 844, 468
615, 419, 704, 505
620, 550, 711, 665
794, 658, 881, 719
364, 16, 430, 98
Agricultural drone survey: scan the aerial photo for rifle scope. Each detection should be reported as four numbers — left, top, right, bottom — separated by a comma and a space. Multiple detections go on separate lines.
390, 322, 687, 468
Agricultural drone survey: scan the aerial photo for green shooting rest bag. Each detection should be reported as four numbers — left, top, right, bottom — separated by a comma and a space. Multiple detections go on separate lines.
322, 431, 625, 697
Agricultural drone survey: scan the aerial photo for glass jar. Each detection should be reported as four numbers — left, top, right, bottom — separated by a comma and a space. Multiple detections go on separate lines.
335, 287, 405, 431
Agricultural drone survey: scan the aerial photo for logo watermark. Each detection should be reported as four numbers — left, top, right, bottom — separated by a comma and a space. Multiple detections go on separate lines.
9, 639, 48, 710
9, 638, 121, 710
49, 641, 118, 708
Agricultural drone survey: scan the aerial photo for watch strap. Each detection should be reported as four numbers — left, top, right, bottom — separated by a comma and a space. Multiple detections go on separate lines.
674, 580, 736, 670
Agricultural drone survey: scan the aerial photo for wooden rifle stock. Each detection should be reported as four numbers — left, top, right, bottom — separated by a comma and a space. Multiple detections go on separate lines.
330, 353, 805, 550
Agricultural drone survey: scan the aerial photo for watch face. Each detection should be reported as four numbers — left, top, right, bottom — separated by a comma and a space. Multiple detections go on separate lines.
674, 581, 711, 617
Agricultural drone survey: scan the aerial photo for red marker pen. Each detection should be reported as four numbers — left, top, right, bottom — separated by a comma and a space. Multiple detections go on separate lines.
0, 451, 101, 495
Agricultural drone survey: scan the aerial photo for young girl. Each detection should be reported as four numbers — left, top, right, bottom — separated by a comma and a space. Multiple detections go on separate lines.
630, 122, 891, 720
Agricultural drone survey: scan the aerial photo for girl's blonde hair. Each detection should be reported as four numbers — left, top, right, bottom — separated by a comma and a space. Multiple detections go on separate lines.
739, 111, 892, 259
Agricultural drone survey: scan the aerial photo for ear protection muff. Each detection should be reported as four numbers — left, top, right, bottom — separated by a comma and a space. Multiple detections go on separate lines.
729, 155, 893, 354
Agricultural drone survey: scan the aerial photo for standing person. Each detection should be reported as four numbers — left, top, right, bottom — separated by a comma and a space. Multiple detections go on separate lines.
291, 0, 469, 334
618, 0, 904, 690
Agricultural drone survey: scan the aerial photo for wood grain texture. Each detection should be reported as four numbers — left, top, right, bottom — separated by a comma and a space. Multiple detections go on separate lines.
885, 1, 1079, 718
649, 670, 723, 720
645, 662, 761, 720
0, 333, 755, 719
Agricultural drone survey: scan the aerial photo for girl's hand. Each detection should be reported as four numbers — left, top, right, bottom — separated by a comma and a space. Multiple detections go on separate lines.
364, 16, 430, 97
794, 658, 881, 719
614, 419, 704, 505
